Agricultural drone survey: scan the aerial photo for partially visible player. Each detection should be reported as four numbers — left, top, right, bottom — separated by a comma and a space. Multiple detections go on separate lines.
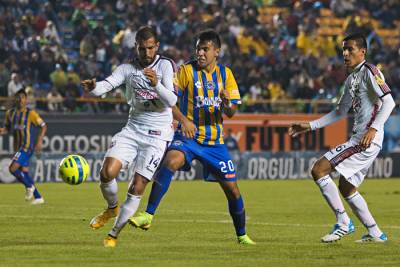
130, 30, 255, 245
0, 89, 47, 204
81, 26, 177, 247
289, 33, 395, 243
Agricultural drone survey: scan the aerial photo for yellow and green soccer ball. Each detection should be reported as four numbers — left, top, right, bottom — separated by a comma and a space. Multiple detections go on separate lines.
59, 154, 90, 185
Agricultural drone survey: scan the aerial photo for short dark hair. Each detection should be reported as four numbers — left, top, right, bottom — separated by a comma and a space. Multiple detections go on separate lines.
197, 29, 221, 48
343, 33, 367, 50
15, 88, 27, 97
136, 26, 158, 42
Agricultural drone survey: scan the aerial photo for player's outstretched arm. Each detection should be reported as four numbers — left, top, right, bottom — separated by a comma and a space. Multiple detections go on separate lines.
288, 123, 311, 137
172, 106, 197, 138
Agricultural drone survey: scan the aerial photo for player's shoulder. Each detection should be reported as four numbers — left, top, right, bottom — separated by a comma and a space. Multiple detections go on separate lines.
363, 62, 382, 76
158, 55, 177, 70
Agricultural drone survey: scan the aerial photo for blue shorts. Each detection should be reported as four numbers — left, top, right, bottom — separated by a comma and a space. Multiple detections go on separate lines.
169, 133, 236, 182
12, 149, 33, 167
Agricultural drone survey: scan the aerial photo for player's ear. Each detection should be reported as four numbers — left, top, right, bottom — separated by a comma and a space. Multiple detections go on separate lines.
215, 47, 220, 57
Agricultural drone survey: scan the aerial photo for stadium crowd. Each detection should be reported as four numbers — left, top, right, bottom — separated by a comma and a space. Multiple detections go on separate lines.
0, 0, 399, 113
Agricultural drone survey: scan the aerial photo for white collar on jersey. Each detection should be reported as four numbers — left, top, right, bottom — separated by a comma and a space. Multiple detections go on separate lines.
351, 60, 366, 74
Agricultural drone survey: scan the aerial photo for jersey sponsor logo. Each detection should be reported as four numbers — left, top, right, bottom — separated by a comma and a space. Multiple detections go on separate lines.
136, 89, 159, 100
195, 96, 222, 108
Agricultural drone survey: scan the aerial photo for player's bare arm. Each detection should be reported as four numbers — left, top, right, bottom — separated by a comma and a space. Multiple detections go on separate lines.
80, 78, 96, 92
143, 68, 158, 87
35, 124, 47, 153
172, 106, 196, 138
288, 123, 311, 137
221, 90, 237, 118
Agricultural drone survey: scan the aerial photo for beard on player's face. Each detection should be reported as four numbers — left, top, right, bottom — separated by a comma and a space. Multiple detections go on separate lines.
136, 38, 159, 66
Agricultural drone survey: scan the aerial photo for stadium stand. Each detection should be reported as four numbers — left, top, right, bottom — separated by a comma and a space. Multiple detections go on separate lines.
0, 0, 398, 113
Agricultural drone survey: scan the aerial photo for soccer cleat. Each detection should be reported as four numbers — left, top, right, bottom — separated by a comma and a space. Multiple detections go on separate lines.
238, 234, 256, 245
103, 235, 117, 248
355, 233, 388, 243
25, 186, 35, 201
128, 211, 153, 230
30, 198, 45, 205
90, 206, 119, 230
321, 219, 355, 243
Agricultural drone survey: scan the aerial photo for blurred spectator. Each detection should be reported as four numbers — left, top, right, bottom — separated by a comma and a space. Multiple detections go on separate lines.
50, 64, 67, 91
47, 88, 63, 111
66, 64, 80, 86
0, 0, 397, 113
8, 73, 24, 96
0, 63, 10, 97
224, 129, 240, 152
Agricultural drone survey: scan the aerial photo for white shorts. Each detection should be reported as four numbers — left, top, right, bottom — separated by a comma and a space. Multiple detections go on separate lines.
105, 126, 168, 180
324, 139, 381, 187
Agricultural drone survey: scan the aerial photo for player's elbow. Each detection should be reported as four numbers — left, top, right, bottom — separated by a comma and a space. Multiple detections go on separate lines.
165, 94, 177, 107
384, 94, 396, 111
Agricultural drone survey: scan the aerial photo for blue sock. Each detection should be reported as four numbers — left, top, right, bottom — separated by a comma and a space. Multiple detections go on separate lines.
24, 171, 41, 199
11, 169, 33, 188
228, 195, 246, 236
146, 167, 174, 215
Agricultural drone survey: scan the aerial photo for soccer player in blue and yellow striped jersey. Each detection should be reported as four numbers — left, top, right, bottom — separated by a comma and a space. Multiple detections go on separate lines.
0, 89, 47, 204
130, 30, 255, 245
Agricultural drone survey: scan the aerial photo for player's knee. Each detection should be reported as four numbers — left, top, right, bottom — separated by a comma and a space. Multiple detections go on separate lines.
9, 164, 18, 174
100, 165, 118, 182
164, 154, 185, 171
311, 159, 330, 181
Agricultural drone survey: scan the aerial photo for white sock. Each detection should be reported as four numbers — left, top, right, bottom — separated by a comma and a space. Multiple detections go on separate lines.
316, 175, 350, 225
100, 179, 118, 209
345, 192, 383, 237
109, 193, 141, 237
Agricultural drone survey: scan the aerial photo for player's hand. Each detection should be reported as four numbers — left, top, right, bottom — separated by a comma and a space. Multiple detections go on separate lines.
220, 90, 230, 106
0, 128, 7, 135
144, 68, 158, 87
359, 128, 377, 150
81, 78, 96, 92
181, 118, 197, 139
288, 123, 311, 138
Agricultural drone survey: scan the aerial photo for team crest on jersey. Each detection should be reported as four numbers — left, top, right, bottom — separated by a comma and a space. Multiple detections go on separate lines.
374, 74, 385, 86
206, 81, 214, 91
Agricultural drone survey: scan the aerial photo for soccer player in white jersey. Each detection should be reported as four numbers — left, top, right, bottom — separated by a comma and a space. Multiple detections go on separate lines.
289, 33, 395, 243
81, 26, 177, 247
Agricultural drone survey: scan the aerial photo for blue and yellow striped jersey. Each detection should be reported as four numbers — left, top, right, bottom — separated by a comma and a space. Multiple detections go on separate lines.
176, 61, 241, 145
5, 108, 45, 151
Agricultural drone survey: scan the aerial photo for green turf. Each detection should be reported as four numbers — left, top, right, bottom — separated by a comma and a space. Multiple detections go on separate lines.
1, 179, 400, 266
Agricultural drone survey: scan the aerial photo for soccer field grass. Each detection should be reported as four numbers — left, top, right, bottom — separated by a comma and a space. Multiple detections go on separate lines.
1, 179, 400, 267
